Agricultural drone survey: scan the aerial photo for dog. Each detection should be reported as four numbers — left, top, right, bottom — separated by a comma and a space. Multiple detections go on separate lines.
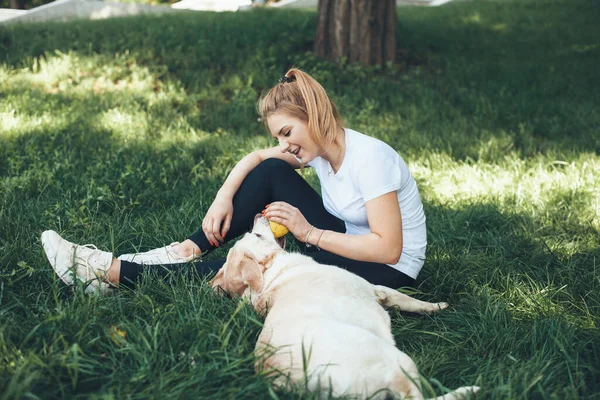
211, 215, 479, 399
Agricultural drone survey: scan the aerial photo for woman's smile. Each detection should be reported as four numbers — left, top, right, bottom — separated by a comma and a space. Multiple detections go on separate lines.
267, 112, 319, 164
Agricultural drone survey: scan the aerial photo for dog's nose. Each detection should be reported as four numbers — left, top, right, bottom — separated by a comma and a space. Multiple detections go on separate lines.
253, 213, 264, 225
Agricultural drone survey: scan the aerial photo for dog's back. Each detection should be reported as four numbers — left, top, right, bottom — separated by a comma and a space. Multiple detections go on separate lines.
254, 254, 422, 399
259, 254, 394, 339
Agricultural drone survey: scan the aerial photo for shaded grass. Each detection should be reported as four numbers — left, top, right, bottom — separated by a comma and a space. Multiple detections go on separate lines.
1, 0, 599, 398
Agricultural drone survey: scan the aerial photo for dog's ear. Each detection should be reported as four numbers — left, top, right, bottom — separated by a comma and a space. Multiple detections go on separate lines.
209, 268, 225, 292
240, 252, 264, 292
230, 247, 264, 293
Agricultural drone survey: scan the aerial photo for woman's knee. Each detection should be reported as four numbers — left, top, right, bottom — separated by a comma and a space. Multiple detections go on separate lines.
253, 158, 293, 175
248, 159, 297, 183
241, 158, 296, 191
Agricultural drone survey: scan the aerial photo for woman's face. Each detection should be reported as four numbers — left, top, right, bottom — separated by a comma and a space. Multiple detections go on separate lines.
267, 112, 320, 164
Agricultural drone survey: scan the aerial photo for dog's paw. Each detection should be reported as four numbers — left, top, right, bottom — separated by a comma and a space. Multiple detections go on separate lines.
455, 386, 480, 398
426, 302, 448, 314
421, 302, 448, 315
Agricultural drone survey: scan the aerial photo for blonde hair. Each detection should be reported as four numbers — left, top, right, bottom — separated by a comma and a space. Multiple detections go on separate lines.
257, 68, 344, 150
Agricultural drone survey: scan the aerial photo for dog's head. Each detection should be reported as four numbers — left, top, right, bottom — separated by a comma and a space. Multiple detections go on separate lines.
211, 215, 285, 297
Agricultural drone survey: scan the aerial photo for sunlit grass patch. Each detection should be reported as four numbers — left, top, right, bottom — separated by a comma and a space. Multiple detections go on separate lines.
0, 51, 235, 156
413, 152, 600, 237
489, 273, 596, 328
461, 12, 481, 25
0, 50, 163, 94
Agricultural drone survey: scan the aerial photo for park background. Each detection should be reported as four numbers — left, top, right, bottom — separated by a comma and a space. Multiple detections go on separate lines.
1, 0, 599, 398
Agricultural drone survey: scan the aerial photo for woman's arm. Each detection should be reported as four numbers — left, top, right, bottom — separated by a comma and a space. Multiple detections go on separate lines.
265, 192, 403, 265
215, 146, 301, 202
204, 147, 301, 244
309, 192, 403, 265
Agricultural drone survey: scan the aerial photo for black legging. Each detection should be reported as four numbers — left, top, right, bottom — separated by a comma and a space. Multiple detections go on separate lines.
119, 159, 415, 289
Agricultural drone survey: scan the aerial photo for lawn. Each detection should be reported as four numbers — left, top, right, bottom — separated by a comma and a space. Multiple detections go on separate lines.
0, 0, 599, 398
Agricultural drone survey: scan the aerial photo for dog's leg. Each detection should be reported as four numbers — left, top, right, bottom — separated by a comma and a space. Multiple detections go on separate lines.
374, 285, 448, 315
428, 386, 480, 400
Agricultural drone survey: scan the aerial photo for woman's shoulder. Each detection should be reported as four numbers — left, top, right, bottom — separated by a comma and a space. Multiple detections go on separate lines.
345, 128, 399, 160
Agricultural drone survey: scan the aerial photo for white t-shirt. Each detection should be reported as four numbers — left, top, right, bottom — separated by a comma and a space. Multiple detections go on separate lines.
307, 128, 427, 278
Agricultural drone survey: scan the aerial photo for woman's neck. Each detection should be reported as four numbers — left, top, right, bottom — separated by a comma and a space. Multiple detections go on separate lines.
321, 127, 346, 174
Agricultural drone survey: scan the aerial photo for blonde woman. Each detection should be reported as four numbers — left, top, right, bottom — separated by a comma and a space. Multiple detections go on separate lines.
41, 69, 427, 294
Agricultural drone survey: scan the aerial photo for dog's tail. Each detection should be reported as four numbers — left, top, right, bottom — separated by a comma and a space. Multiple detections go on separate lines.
427, 386, 480, 400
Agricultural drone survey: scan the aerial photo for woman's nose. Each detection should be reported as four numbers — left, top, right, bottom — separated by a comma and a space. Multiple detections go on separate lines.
279, 141, 290, 153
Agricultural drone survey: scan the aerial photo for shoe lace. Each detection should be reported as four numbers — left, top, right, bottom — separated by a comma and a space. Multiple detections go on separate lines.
164, 243, 200, 262
72, 244, 107, 282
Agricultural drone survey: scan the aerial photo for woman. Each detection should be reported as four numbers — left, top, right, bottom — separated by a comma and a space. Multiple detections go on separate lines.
41, 69, 427, 294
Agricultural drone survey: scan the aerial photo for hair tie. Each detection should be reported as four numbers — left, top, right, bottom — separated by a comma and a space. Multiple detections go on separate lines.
279, 76, 295, 84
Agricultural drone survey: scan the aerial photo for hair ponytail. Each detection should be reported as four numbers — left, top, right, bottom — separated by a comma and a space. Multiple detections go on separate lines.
258, 69, 343, 149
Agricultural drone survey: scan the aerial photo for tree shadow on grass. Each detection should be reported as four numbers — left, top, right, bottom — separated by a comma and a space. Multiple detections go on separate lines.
0, 11, 316, 90
2, 2, 599, 158
396, 0, 600, 155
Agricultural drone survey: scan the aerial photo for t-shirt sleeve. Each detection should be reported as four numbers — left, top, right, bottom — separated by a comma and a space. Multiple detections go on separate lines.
356, 151, 402, 202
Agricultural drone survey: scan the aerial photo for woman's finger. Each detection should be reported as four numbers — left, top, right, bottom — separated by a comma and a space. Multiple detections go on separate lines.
271, 203, 300, 217
212, 219, 223, 245
221, 213, 232, 239
203, 218, 217, 247
265, 209, 290, 221
202, 217, 210, 235
266, 201, 291, 212
267, 216, 288, 226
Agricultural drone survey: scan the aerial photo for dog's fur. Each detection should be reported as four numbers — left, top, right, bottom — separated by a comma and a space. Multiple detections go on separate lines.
211, 216, 479, 399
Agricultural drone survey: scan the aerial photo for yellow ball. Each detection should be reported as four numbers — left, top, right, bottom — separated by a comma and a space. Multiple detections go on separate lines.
269, 220, 289, 238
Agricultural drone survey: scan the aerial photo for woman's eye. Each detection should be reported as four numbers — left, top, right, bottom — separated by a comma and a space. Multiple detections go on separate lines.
284, 130, 291, 137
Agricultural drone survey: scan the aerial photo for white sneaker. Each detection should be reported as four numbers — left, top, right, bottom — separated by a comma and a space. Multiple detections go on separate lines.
117, 242, 198, 265
41, 230, 115, 294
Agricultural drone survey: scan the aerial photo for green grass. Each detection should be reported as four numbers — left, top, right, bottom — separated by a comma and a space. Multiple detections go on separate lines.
1, 0, 599, 398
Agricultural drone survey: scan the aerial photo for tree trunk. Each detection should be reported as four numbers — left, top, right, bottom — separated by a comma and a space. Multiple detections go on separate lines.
9, 0, 22, 9
315, 0, 397, 67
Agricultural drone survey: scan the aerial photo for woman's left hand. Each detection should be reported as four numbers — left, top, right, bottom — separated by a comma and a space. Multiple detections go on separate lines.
263, 201, 312, 242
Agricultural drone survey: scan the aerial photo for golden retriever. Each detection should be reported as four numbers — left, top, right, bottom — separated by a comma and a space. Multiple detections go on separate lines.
211, 216, 479, 399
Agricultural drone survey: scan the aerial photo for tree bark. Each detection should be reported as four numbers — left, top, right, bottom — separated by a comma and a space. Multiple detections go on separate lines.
315, 0, 396, 67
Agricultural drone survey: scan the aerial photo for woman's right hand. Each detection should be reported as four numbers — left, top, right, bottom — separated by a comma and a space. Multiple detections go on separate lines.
202, 197, 234, 247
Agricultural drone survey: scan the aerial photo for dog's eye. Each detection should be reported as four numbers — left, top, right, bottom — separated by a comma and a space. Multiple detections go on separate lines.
254, 233, 263, 238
